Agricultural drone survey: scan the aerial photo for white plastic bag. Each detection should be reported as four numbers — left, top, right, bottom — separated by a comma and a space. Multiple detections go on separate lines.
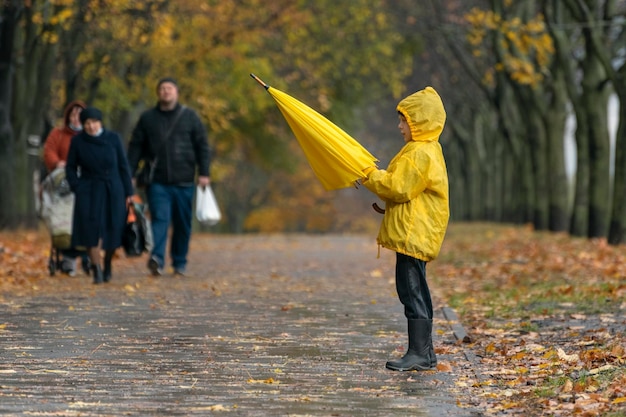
196, 185, 221, 226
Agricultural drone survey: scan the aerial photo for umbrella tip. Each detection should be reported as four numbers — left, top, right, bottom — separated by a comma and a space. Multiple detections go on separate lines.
250, 73, 269, 90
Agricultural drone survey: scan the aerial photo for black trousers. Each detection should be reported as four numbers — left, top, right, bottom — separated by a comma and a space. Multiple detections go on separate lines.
395, 253, 433, 320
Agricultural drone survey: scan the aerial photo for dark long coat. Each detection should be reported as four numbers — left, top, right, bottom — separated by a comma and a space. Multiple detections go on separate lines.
66, 129, 134, 250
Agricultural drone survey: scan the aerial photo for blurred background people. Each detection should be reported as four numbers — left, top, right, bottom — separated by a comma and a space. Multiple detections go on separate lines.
127, 77, 210, 277
65, 107, 134, 284
42, 100, 89, 276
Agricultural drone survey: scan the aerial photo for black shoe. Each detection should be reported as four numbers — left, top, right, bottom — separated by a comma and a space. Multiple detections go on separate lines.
92, 264, 104, 284
103, 263, 111, 283
173, 268, 186, 276
147, 256, 162, 276
103, 250, 113, 283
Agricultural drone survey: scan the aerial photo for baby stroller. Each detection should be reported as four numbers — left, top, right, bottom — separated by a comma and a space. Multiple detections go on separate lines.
39, 167, 83, 276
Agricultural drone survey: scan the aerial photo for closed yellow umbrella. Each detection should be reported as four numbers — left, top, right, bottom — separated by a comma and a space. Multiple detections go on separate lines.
251, 74, 378, 191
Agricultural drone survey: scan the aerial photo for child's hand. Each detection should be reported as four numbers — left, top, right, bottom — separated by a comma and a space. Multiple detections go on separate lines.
362, 166, 377, 178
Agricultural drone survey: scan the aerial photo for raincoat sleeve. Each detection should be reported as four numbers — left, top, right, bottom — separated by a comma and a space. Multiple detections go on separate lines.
363, 153, 428, 203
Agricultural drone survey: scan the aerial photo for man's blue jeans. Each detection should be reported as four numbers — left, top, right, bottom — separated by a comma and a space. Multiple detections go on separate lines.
147, 183, 194, 271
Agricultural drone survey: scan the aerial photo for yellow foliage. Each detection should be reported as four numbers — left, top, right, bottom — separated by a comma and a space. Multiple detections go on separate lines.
42, 32, 59, 44
464, 7, 554, 87
482, 69, 495, 88
49, 8, 73, 26
30, 3, 74, 35
467, 30, 486, 47
31, 12, 43, 25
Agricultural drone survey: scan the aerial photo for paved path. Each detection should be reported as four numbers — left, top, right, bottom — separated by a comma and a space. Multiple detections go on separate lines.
0, 235, 482, 416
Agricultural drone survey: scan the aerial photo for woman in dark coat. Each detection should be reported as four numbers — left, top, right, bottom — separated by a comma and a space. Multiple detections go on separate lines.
66, 107, 134, 284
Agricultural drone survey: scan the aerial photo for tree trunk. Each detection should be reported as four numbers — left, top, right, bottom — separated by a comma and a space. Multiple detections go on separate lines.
582, 53, 611, 238
445, 131, 469, 220
528, 107, 550, 230
483, 129, 501, 221
494, 81, 532, 224
442, 138, 464, 220
608, 68, 626, 244
56, 0, 91, 108
559, 0, 616, 239
569, 105, 591, 236
448, 109, 487, 221
11, 3, 59, 226
520, 151, 536, 224
545, 70, 570, 231
0, 2, 22, 229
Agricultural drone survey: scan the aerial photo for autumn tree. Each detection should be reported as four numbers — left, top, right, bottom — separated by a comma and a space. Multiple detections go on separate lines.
428, 0, 626, 243
541, 0, 625, 240
0, 0, 74, 227
454, 2, 568, 231
552, 0, 626, 243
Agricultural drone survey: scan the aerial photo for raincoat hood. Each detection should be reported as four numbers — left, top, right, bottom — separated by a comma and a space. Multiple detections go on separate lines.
396, 87, 446, 143
42, 100, 87, 172
63, 100, 87, 128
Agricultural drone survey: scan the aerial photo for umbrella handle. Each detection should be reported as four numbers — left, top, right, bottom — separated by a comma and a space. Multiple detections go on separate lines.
372, 202, 385, 214
250, 73, 269, 90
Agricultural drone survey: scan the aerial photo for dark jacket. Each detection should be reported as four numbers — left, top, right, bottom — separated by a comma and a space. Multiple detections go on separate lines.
127, 103, 210, 185
66, 129, 134, 250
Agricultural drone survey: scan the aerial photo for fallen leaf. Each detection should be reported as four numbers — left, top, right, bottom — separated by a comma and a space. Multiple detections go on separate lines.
370, 269, 382, 278
557, 348, 579, 363
589, 364, 614, 375
247, 377, 277, 384
437, 362, 453, 372
561, 379, 573, 393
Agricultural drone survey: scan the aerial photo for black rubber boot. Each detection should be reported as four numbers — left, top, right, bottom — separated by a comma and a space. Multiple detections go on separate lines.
386, 319, 436, 371
92, 264, 104, 284
103, 250, 114, 283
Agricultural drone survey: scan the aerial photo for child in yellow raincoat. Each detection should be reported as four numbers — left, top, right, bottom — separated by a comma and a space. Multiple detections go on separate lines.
362, 87, 449, 371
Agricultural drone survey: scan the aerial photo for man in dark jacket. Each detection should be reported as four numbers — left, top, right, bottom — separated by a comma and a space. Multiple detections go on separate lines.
127, 77, 211, 276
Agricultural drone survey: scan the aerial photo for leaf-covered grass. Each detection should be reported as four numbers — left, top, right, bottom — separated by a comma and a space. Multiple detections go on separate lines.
433, 223, 625, 317
430, 222, 626, 416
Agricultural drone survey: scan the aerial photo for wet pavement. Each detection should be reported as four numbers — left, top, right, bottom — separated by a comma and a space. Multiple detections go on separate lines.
0, 234, 483, 416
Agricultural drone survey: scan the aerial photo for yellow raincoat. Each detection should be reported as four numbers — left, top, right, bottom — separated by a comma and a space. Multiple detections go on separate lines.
363, 87, 449, 261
